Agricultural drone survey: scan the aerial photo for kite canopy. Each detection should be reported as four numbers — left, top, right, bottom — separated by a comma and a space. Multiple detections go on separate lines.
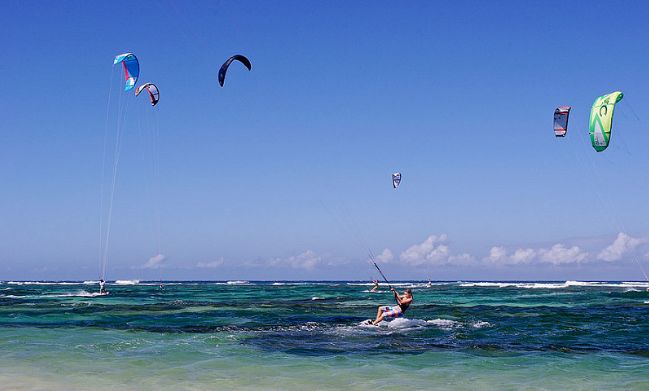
135, 83, 160, 106
392, 172, 401, 189
218, 54, 251, 87
553, 106, 571, 137
589, 91, 623, 152
113, 53, 139, 91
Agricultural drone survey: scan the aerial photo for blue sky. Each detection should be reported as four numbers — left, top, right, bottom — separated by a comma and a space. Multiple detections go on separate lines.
2, 0, 649, 281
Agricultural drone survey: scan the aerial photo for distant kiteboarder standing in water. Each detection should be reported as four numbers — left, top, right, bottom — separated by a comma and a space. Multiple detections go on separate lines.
370, 280, 379, 292
99, 279, 106, 295
371, 288, 413, 325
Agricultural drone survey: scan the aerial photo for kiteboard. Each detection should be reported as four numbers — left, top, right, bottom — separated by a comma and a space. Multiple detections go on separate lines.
360, 319, 377, 327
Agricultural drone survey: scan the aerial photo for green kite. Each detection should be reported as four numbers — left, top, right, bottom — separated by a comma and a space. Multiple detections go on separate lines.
589, 91, 623, 152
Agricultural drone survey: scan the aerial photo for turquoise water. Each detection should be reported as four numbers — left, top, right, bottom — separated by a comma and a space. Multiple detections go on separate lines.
1, 280, 648, 390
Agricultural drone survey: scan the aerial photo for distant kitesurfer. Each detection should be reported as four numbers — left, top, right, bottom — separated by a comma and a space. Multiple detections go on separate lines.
370, 280, 379, 292
372, 287, 413, 325
99, 279, 106, 295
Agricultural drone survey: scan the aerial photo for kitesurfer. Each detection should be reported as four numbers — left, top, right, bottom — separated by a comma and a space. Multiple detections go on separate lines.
370, 280, 379, 292
372, 288, 413, 325
99, 279, 106, 295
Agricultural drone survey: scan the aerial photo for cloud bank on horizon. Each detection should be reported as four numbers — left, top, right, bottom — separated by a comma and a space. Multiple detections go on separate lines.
124, 232, 649, 277
371, 232, 647, 268
7, 231, 649, 281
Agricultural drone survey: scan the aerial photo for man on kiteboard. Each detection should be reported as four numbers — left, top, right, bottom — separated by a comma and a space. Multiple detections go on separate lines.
370, 280, 380, 292
371, 288, 413, 325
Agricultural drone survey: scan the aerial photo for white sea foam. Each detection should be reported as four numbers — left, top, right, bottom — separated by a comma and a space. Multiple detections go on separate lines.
354, 318, 432, 330
563, 281, 633, 287
48, 291, 104, 298
459, 282, 566, 289
1, 291, 104, 299
472, 321, 492, 328
226, 280, 249, 285
406, 282, 453, 288
357, 320, 378, 329
459, 282, 499, 287
459, 281, 648, 289
564, 280, 595, 286
621, 281, 649, 288
311, 297, 325, 301
460, 282, 518, 288
114, 280, 139, 285
346, 282, 418, 287
83, 280, 99, 285
426, 319, 462, 329
386, 318, 428, 329
7, 281, 78, 286
565, 281, 647, 288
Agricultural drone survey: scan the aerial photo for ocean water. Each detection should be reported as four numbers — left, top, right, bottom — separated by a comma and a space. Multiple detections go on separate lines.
1, 280, 648, 390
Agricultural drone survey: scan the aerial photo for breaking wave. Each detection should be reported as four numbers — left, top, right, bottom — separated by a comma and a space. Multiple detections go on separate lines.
459, 281, 649, 289
114, 280, 140, 285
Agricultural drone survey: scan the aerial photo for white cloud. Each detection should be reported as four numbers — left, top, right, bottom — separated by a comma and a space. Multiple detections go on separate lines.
400, 234, 449, 266
480, 233, 649, 267
142, 254, 166, 269
398, 234, 473, 266
196, 258, 224, 269
484, 246, 535, 265
509, 248, 537, 264
485, 246, 508, 263
538, 244, 588, 265
269, 250, 322, 270
447, 253, 474, 265
597, 232, 646, 262
375, 248, 394, 263
485, 244, 585, 265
